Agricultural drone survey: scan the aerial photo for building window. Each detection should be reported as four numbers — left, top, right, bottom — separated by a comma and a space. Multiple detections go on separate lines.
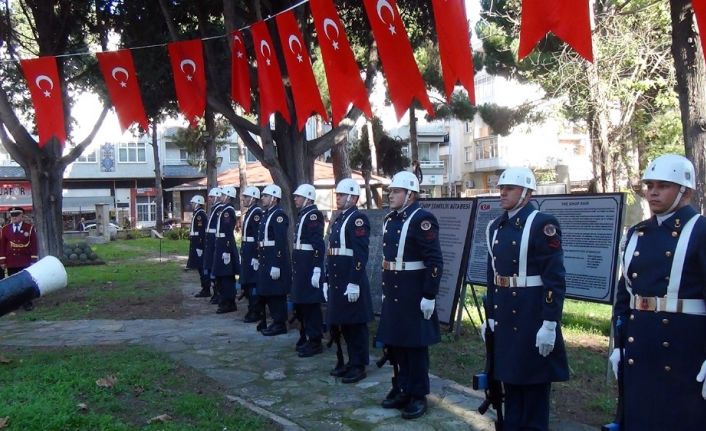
77, 149, 97, 163
179, 149, 189, 161
118, 142, 146, 163
136, 196, 156, 222
475, 74, 494, 104
418, 143, 430, 161
474, 136, 498, 160
245, 148, 257, 163
229, 144, 239, 163
464, 146, 473, 163
464, 121, 472, 134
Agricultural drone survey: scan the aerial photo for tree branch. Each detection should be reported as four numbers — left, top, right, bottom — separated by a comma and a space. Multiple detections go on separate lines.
60, 104, 109, 168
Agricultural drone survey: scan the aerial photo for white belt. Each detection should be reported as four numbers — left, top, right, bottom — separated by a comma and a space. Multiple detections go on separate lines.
259, 240, 275, 247
243, 237, 255, 242
382, 260, 425, 271
328, 248, 353, 256
216, 233, 228, 238
189, 232, 199, 237
630, 294, 706, 316
207, 228, 216, 233
294, 244, 314, 251
494, 273, 543, 288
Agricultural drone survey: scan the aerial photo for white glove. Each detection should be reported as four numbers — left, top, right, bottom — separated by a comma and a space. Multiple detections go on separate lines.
323, 282, 329, 302
270, 266, 280, 280
480, 318, 495, 342
420, 298, 435, 320
196, 248, 203, 257
311, 267, 321, 288
222, 252, 230, 265
382, 294, 385, 302
696, 360, 706, 400
609, 348, 622, 380
535, 320, 557, 357
344, 283, 360, 302
251, 258, 259, 271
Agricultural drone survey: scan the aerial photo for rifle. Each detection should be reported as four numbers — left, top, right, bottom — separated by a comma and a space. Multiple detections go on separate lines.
327, 324, 344, 371
473, 299, 504, 430
602, 317, 625, 431
288, 303, 306, 347
376, 344, 399, 395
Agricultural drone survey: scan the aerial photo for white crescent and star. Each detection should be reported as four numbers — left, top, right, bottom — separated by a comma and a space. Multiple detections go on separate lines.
260, 40, 272, 66
35, 75, 54, 97
233, 34, 245, 59
111, 66, 129, 88
288, 35, 304, 63
376, 0, 397, 35
179, 58, 196, 81
322, 18, 340, 50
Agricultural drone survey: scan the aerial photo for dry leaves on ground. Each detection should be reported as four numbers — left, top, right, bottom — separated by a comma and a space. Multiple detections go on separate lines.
95, 375, 118, 388
0, 417, 9, 429
0, 356, 11, 364
147, 414, 171, 424
76, 403, 88, 411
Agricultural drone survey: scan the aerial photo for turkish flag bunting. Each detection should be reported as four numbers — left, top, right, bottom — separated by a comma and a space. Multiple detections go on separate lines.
518, 0, 593, 62
167, 40, 206, 127
362, 0, 433, 120
310, 0, 371, 125
250, 21, 291, 126
19, 56, 66, 148
96, 49, 149, 132
431, 0, 475, 104
275, 11, 329, 130
230, 30, 252, 113
693, 0, 706, 65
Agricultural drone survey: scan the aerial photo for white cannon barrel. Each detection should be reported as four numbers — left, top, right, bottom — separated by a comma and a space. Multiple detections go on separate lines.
0, 256, 67, 317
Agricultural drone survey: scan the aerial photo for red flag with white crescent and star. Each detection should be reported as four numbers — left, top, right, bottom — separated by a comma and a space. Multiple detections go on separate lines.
431, 0, 475, 104
230, 30, 252, 113
518, 0, 593, 62
96, 49, 149, 132
167, 40, 206, 127
19, 56, 66, 148
275, 10, 328, 130
693, 0, 706, 66
250, 21, 291, 125
310, 0, 371, 125
362, 0, 433, 120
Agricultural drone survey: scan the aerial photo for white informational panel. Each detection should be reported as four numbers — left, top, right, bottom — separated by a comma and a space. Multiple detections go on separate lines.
466, 194, 624, 304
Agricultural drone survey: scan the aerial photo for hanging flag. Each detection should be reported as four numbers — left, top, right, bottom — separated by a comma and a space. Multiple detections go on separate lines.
310, 0, 372, 125
275, 11, 329, 130
694, 0, 706, 65
19, 56, 66, 148
250, 21, 291, 126
518, 0, 593, 62
96, 49, 149, 132
431, 0, 475, 104
167, 39, 206, 126
230, 30, 252, 113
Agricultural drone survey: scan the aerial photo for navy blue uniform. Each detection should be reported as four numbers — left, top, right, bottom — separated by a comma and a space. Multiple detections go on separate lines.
377, 202, 443, 398
325, 207, 373, 369
186, 207, 209, 291
212, 204, 241, 307
486, 203, 569, 431
203, 202, 224, 281
613, 205, 706, 430
240, 205, 263, 315
256, 205, 291, 325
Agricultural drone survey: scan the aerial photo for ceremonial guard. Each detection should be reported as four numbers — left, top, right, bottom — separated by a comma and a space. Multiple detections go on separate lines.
256, 184, 291, 336
484, 167, 569, 431
610, 154, 706, 430
186, 195, 210, 298
377, 171, 443, 419
203, 187, 224, 304
0, 207, 38, 310
290, 184, 325, 357
324, 178, 373, 383
211, 186, 240, 314
240, 186, 264, 324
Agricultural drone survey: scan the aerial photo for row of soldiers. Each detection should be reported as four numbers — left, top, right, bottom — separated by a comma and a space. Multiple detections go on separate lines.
185, 171, 443, 420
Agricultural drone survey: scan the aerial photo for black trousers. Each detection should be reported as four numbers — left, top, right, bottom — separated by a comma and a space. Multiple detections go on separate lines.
262, 294, 287, 324
341, 323, 369, 368
242, 283, 262, 313
297, 303, 323, 341
197, 266, 210, 290
503, 382, 551, 431
216, 275, 235, 305
389, 345, 430, 398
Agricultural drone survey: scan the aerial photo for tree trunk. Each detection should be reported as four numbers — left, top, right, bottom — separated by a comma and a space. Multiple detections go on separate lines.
410, 109, 419, 165
366, 120, 378, 174
26, 140, 64, 258
204, 108, 218, 203
331, 135, 351, 184
363, 168, 372, 209
151, 122, 164, 232
670, 0, 706, 212
585, 59, 614, 192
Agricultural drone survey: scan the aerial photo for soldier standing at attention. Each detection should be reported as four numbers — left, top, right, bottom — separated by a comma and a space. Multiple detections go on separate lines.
484, 167, 569, 431
0, 207, 38, 310
203, 187, 224, 305
187, 195, 210, 298
211, 186, 240, 314
377, 171, 443, 419
256, 184, 291, 336
240, 186, 264, 325
290, 184, 326, 357
324, 178, 373, 383
610, 154, 706, 430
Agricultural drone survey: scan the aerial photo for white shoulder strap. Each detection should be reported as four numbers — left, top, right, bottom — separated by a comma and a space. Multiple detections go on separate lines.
666, 213, 700, 298
396, 208, 422, 263
296, 208, 317, 247
517, 210, 539, 285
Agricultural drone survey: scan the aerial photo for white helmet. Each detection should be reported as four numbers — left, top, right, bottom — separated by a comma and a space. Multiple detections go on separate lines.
642, 154, 695, 189
497, 167, 536, 191
221, 185, 237, 198
335, 178, 360, 196
242, 186, 260, 199
262, 184, 282, 199
293, 184, 316, 201
190, 195, 205, 205
208, 187, 222, 197
389, 171, 420, 192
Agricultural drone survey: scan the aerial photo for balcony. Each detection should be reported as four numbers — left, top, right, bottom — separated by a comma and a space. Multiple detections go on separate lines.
418, 160, 445, 186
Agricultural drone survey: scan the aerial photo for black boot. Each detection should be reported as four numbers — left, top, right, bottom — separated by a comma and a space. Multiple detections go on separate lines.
194, 288, 210, 298
401, 396, 427, 419
256, 320, 267, 332
261, 322, 287, 336
243, 310, 263, 323
341, 366, 366, 384
381, 387, 410, 409
216, 301, 237, 314
298, 340, 323, 357
295, 335, 308, 352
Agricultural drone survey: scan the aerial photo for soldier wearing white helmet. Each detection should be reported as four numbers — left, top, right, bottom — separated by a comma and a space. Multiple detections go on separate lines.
255, 184, 291, 336
377, 170, 443, 419
240, 186, 265, 325
610, 154, 706, 430
187, 195, 210, 298
483, 166, 569, 430
210, 186, 240, 314
203, 186, 226, 304
324, 178, 373, 383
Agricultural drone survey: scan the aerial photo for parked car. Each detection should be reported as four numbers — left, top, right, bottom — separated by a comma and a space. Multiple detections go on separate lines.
84, 222, 122, 239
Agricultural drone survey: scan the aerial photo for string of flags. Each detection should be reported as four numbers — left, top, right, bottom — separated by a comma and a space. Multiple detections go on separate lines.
14, 0, 603, 148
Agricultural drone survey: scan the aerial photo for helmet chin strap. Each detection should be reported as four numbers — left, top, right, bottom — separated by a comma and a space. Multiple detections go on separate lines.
661, 186, 686, 215
511, 188, 528, 212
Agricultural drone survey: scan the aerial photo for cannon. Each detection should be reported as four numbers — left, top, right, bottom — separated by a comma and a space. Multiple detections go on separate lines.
0, 256, 67, 317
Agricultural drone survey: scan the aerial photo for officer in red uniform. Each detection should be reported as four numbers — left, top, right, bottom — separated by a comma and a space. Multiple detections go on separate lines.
0, 207, 38, 310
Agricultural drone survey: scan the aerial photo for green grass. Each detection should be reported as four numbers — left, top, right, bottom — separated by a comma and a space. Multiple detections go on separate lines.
0, 346, 273, 431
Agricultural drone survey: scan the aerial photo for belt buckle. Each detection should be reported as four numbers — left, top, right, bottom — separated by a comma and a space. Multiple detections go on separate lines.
636, 295, 657, 311
495, 275, 509, 288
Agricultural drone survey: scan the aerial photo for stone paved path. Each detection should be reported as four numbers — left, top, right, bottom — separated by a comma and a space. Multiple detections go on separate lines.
0, 279, 594, 430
